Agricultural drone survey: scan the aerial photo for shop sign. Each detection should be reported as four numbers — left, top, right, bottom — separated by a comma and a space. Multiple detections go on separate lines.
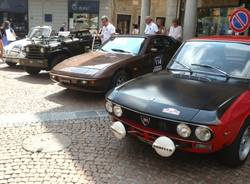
230, 7, 250, 33
69, 0, 99, 14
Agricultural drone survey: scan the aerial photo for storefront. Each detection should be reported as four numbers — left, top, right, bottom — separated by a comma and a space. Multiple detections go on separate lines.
68, 0, 99, 31
0, 0, 28, 38
196, 0, 250, 36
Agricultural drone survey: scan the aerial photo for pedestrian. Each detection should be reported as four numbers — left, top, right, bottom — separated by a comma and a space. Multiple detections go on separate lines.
99, 15, 116, 44
131, 24, 139, 34
168, 19, 182, 41
2, 21, 16, 46
59, 23, 66, 32
144, 16, 159, 35
0, 30, 3, 60
156, 18, 167, 35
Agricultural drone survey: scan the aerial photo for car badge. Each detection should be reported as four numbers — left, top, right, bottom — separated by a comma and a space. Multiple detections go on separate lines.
162, 108, 180, 116
140, 115, 151, 126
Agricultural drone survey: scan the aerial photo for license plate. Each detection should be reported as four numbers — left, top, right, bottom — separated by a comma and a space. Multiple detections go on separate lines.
60, 78, 71, 84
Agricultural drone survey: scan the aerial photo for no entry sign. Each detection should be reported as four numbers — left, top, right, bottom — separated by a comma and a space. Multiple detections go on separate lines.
230, 7, 250, 33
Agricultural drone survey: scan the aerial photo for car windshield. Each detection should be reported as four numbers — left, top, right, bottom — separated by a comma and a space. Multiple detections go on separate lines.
100, 37, 145, 55
28, 27, 52, 39
170, 41, 250, 79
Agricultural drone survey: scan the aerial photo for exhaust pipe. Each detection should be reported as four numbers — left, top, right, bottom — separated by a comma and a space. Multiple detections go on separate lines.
152, 136, 176, 157
110, 121, 126, 140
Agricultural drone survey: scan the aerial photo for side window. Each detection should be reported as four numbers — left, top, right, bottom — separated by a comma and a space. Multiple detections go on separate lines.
149, 38, 165, 52
162, 38, 172, 47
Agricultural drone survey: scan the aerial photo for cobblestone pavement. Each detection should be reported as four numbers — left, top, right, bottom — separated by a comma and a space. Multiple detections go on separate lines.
1, 62, 250, 184
0, 63, 104, 114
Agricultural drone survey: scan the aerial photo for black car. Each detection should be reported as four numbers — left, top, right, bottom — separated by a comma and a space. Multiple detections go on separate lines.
106, 36, 250, 167
19, 30, 99, 75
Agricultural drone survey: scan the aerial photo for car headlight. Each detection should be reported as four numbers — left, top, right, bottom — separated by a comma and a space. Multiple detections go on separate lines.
25, 47, 29, 52
105, 101, 113, 113
177, 124, 191, 138
195, 126, 212, 142
113, 105, 123, 117
40, 48, 45, 53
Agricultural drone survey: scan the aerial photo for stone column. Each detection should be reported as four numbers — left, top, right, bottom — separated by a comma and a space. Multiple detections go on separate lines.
140, 0, 150, 34
183, 0, 197, 40
165, 0, 178, 28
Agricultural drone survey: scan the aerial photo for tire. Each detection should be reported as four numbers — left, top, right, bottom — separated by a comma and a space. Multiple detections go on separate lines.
111, 70, 130, 88
24, 67, 41, 75
219, 120, 250, 167
50, 54, 69, 69
6, 61, 17, 67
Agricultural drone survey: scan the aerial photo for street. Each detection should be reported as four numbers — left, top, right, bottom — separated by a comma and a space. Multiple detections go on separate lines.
0, 62, 250, 184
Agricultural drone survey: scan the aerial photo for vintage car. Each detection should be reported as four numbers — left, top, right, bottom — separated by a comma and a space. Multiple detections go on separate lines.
50, 35, 181, 92
106, 36, 250, 167
3, 26, 53, 67
19, 30, 97, 75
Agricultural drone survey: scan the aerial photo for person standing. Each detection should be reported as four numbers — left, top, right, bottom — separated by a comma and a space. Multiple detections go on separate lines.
156, 18, 167, 35
0, 31, 3, 60
168, 19, 182, 41
99, 16, 116, 44
59, 23, 66, 32
144, 16, 159, 35
2, 21, 16, 46
131, 24, 139, 34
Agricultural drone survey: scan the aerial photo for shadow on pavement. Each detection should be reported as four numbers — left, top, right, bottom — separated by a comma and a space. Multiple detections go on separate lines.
0, 64, 24, 72
16, 72, 52, 85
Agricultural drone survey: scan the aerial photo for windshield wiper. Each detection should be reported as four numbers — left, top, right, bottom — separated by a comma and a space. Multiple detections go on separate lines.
174, 60, 193, 74
111, 48, 133, 54
191, 63, 231, 79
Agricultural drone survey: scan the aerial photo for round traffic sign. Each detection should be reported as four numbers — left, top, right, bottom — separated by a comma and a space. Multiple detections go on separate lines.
230, 8, 250, 33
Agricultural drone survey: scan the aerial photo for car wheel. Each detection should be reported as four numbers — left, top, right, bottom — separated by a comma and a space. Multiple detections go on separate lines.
6, 61, 17, 67
111, 70, 130, 88
50, 54, 69, 69
24, 67, 41, 75
219, 120, 250, 167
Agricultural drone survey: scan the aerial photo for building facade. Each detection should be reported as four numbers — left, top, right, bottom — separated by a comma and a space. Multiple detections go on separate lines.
0, 0, 249, 39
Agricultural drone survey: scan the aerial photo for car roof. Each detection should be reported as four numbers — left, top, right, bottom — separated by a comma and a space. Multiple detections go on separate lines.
189, 36, 250, 43
112, 34, 169, 39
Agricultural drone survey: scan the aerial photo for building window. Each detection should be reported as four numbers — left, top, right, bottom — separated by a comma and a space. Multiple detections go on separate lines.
68, 0, 99, 31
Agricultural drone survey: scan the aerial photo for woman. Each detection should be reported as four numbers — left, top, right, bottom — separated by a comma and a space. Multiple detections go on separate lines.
131, 24, 139, 34
156, 18, 167, 35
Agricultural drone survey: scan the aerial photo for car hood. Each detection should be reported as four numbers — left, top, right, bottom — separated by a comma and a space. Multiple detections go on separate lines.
107, 71, 248, 124
4, 39, 30, 50
52, 51, 134, 77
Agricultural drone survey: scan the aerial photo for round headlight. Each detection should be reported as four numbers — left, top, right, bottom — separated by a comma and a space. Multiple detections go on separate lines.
113, 105, 123, 117
195, 126, 212, 142
105, 101, 113, 113
177, 124, 191, 138
40, 48, 45, 53
25, 47, 29, 52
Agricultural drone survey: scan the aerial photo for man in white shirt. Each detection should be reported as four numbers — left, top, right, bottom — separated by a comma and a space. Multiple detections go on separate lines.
168, 19, 182, 41
144, 16, 159, 35
100, 16, 116, 44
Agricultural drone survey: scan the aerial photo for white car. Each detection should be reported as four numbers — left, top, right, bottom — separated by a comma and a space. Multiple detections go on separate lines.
3, 26, 52, 67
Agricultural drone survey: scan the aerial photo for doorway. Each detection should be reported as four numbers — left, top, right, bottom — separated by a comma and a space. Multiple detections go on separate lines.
117, 14, 131, 34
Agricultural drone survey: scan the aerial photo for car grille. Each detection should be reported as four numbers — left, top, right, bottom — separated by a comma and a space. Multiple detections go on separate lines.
121, 108, 198, 141
26, 45, 45, 59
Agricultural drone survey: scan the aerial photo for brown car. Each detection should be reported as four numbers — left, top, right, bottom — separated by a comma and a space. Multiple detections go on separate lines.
50, 35, 181, 93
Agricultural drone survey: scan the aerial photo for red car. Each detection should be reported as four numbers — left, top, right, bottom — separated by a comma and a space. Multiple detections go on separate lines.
106, 36, 250, 167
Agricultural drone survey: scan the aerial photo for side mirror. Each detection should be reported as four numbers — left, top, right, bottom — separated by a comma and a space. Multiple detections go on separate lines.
150, 48, 158, 52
